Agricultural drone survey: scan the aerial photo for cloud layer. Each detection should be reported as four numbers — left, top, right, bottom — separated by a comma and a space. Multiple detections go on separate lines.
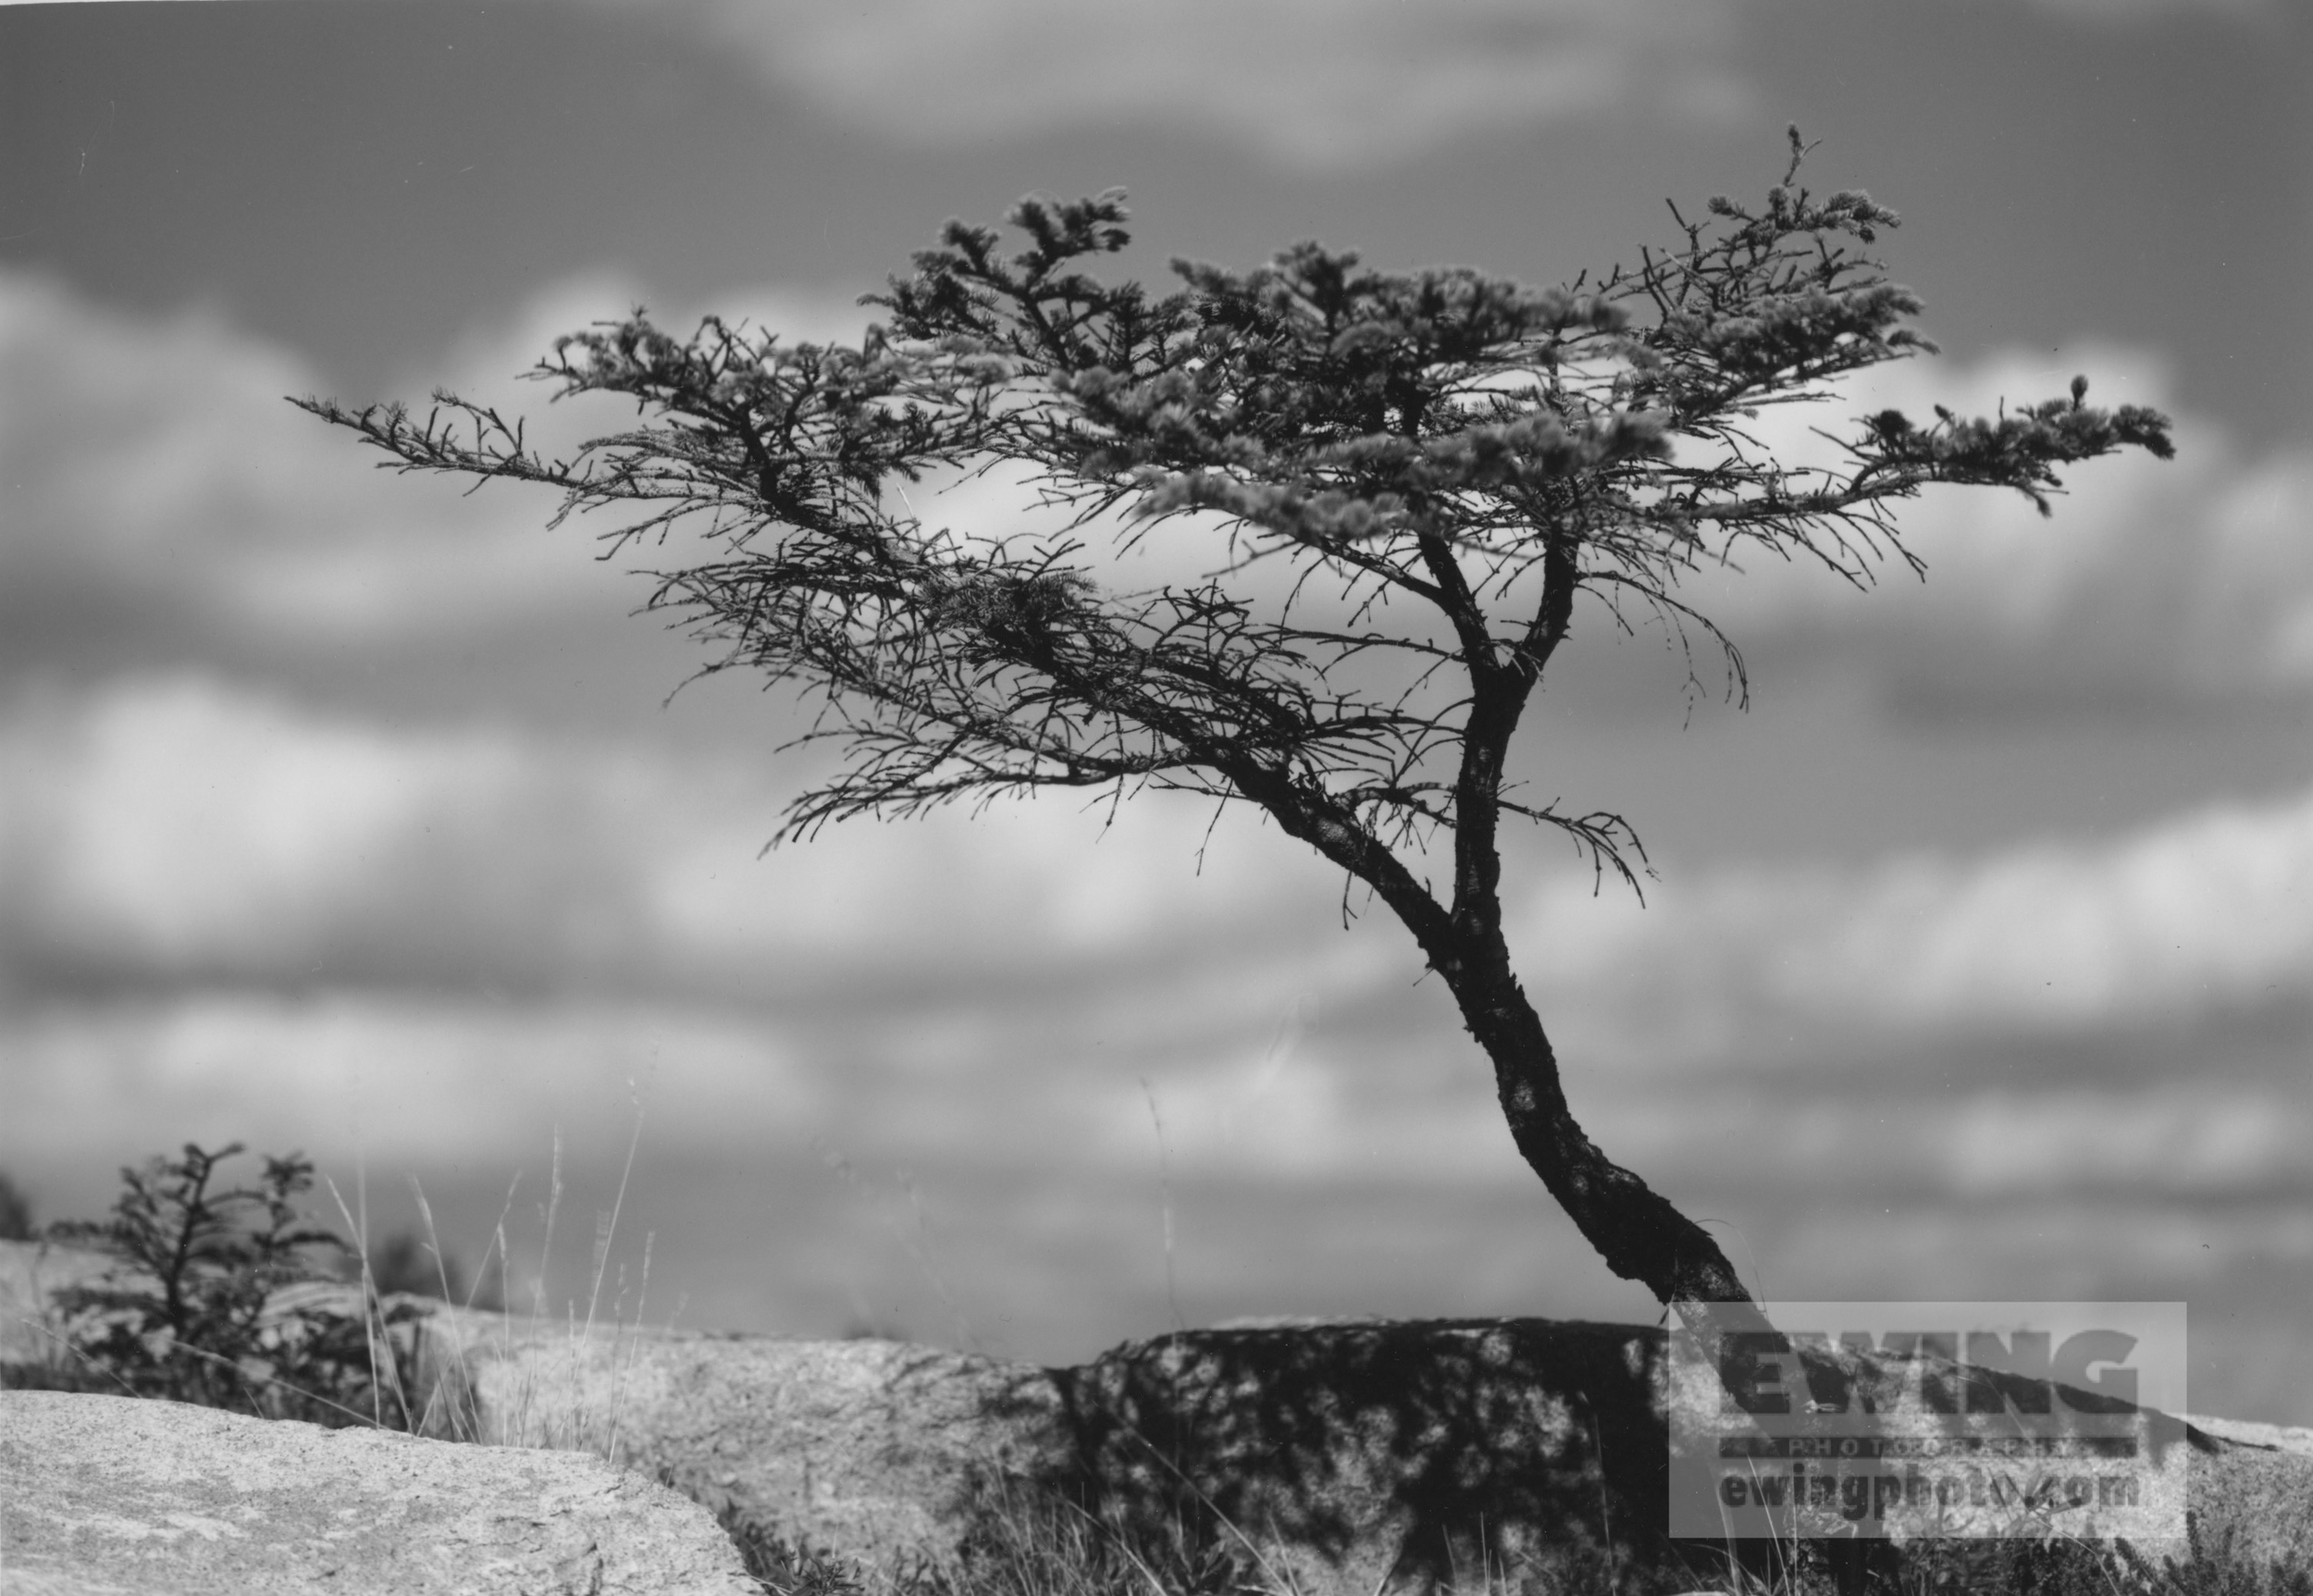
563, 0, 2273, 169
1671, 348, 2313, 709
4, 257, 2307, 1415
6, 671, 2306, 1179
0, 266, 881, 674
635, 0, 1744, 168
16, 264, 2304, 718
6, 268, 2308, 1143
1518, 781, 2313, 1069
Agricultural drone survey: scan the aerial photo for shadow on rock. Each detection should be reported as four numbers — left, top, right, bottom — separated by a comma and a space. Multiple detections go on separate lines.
1055, 1318, 1724, 1594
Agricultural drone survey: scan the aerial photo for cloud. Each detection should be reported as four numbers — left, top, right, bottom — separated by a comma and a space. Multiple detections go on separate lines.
1655, 347, 2313, 709
0, 672, 1369, 998
0, 268, 879, 671
559, 0, 2272, 170
7, 671, 2307, 1200
1516, 777, 2313, 1067
1, 675, 640, 989
0, 982, 1438, 1185
8, 277, 2307, 1281
0, 662, 1407, 1186
12, 280, 2307, 1061
1580, 1080, 2313, 1200
0, 674, 1387, 1180
8, 645, 2306, 1051
418, 273, 881, 421
0, 270, 588, 650
891, 344, 2313, 729
583, 0, 1745, 169
0, 991, 824, 1168
19, 262, 2305, 729
0, 668, 1453, 1191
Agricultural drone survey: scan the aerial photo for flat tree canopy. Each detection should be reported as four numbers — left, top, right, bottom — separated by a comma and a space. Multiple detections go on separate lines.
302, 132, 2171, 1324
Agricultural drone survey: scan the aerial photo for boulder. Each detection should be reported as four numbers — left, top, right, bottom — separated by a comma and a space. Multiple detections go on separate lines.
433, 1314, 2313, 1595
1058, 1317, 1693, 1596
0, 1389, 760, 1595
404, 1310, 1693, 1590
12, 1241, 2313, 1596
1058, 1319, 2313, 1592
423, 1308, 1076, 1569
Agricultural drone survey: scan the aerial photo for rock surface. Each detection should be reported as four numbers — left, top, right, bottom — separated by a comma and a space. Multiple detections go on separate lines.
1061, 1317, 1689, 1595
11, 1240, 2313, 1596
1082, 1320, 2313, 1586
0, 1390, 760, 1596
427, 1308, 1076, 1569
432, 1311, 2313, 1593
412, 1308, 1704, 1590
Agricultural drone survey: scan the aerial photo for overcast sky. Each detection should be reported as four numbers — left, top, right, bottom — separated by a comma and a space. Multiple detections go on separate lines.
3, 0, 2309, 1421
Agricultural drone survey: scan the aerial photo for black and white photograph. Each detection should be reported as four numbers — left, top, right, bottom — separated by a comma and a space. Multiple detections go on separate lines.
3, 2, 2309, 1590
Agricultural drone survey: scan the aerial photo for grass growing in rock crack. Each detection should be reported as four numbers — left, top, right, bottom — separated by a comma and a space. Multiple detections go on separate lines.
416, 1114, 674, 1466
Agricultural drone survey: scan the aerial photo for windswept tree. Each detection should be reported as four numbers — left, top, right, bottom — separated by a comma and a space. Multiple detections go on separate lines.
302, 133, 2171, 1328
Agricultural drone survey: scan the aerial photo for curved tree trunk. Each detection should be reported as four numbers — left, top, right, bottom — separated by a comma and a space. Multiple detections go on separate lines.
1438, 935, 1755, 1318
1232, 765, 1755, 1326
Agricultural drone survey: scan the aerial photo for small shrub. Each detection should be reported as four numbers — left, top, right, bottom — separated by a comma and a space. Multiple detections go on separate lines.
36, 1141, 430, 1429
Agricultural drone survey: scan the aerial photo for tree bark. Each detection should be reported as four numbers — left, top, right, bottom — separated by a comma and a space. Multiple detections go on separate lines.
1435, 933, 1756, 1318
1231, 765, 1754, 1325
